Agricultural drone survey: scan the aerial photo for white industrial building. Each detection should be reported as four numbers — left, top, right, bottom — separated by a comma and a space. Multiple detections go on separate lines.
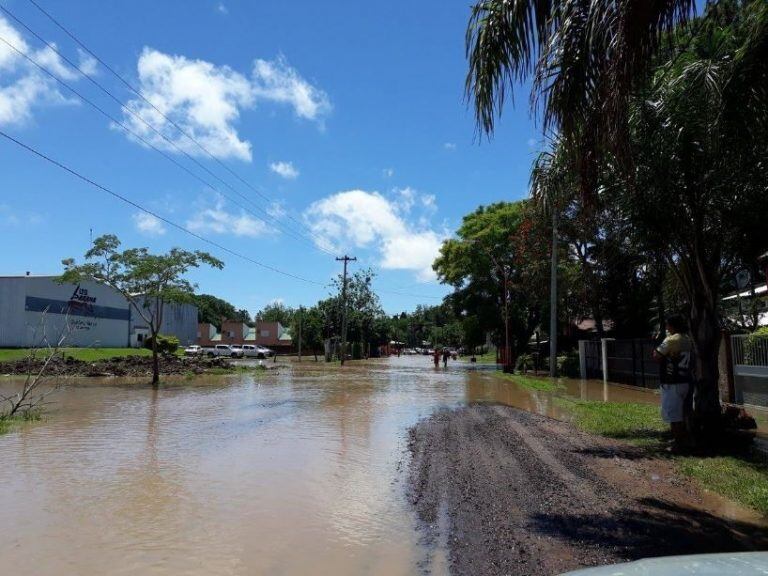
0, 276, 198, 348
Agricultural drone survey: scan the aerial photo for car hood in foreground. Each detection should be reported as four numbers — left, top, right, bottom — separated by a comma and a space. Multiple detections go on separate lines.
561, 553, 768, 576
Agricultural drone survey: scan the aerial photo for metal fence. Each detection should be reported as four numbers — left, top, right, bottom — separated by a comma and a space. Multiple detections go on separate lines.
732, 334, 768, 370
605, 339, 661, 389
582, 340, 602, 379
579, 338, 660, 389
731, 334, 768, 406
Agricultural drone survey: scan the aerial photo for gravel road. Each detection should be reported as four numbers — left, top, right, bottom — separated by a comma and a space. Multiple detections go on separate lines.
407, 404, 767, 576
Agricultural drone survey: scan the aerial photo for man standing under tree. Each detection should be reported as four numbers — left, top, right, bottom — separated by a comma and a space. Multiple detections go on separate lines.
653, 314, 694, 450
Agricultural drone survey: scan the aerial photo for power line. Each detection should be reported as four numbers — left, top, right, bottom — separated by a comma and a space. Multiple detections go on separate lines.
0, 3, 336, 256
0, 128, 326, 286
0, 33, 322, 254
0, 11, 446, 303
0, 128, 445, 301
18, 0, 327, 245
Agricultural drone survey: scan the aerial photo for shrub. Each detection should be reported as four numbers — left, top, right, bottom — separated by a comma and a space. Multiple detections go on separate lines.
515, 353, 535, 373
744, 327, 768, 365
143, 334, 180, 355
559, 350, 581, 378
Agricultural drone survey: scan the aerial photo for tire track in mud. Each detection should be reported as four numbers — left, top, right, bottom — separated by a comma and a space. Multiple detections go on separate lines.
407, 404, 768, 576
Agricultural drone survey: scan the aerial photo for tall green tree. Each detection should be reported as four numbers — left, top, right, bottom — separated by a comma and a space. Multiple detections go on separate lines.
61, 235, 223, 386
331, 268, 386, 357
469, 0, 768, 420
291, 306, 325, 361
257, 301, 295, 326
621, 1, 768, 409
192, 294, 250, 327
434, 201, 549, 367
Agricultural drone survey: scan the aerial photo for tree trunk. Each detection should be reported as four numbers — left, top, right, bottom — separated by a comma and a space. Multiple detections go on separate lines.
688, 286, 722, 419
151, 332, 160, 387
594, 310, 605, 339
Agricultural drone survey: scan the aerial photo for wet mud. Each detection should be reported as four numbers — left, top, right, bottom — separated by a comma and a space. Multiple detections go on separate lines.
407, 404, 768, 576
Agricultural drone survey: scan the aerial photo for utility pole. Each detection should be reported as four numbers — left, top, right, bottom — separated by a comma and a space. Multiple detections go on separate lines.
336, 255, 357, 366
549, 211, 558, 378
297, 306, 303, 362
503, 265, 511, 373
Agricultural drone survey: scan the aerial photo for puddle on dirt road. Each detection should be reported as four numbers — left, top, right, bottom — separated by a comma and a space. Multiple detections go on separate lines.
0, 355, 745, 575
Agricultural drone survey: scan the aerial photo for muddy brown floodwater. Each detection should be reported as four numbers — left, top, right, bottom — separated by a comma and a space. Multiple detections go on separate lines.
0, 356, 764, 576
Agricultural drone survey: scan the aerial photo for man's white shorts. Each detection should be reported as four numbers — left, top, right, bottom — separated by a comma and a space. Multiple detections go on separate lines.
660, 382, 689, 423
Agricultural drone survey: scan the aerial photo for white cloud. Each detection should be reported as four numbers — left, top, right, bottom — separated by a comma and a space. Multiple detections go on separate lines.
421, 194, 436, 209
252, 55, 331, 122
187, 195, 271, 237
304, 189, 446, 282
133, 212, 166, 236
269, 160, 299, 179
121, 48, 255, 161
382, 168, 394, 178
76, 49, 99, 76
120, 49, 330, 161
0, 203, 43, 227
216, 2, 228, 14
443, 142, 457, 150
266, 201, 286, 219
0, 16, 90, 126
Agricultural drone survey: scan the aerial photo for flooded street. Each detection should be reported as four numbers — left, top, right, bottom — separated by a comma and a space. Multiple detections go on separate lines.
0, 356, 503, 576
0, 355, 713, 576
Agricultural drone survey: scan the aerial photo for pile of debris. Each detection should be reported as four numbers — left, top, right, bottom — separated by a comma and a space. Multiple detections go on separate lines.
0, 354, 234, 377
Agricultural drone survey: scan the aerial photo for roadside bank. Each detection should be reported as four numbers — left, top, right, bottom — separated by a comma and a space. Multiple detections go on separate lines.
407, 403, 768, 576
0, 354, 253, 378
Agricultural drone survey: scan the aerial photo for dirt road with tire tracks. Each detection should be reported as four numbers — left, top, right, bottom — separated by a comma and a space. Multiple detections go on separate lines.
407, 404, 768, 576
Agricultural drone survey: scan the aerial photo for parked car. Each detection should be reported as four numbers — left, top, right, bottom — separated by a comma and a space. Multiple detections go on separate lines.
201, 344, 243, 358
241, 344, 273, 359
560, 552, 768, 575
258, 346, 274, 358
229, 345, 245, 358
183, 345, 203, 356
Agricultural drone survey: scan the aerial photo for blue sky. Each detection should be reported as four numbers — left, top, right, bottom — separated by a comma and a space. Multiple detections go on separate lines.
0, 0, 539, 315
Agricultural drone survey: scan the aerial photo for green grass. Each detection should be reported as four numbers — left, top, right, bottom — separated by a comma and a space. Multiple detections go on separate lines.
550, 395, 768, 515
679, 455, 768, 515
0, 411, 41, 435
462, 351, 498, 364
500, 373, 564, 392
555, 397, 666, 444
0, 347, 181, 362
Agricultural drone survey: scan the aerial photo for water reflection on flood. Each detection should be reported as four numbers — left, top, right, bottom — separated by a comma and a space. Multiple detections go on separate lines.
0, 356, 660, 575
466, 370, 659, 422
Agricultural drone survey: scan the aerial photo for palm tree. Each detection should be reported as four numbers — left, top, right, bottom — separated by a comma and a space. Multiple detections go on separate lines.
621, 1, 768, 414
501, 2, 768, 420
466, 0, 697, 145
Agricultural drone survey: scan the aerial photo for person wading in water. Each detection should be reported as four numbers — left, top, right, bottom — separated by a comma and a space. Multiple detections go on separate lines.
433, 348, 440, 368
653, 314, 694, 450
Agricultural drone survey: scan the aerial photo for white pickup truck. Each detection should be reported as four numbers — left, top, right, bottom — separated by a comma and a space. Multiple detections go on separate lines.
241, 344, 274, 359
201, 344, 244, 358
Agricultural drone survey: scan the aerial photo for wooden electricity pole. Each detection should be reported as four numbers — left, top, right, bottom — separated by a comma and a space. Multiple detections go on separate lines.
297, 306, 303, 362
336, 255, 356, 366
